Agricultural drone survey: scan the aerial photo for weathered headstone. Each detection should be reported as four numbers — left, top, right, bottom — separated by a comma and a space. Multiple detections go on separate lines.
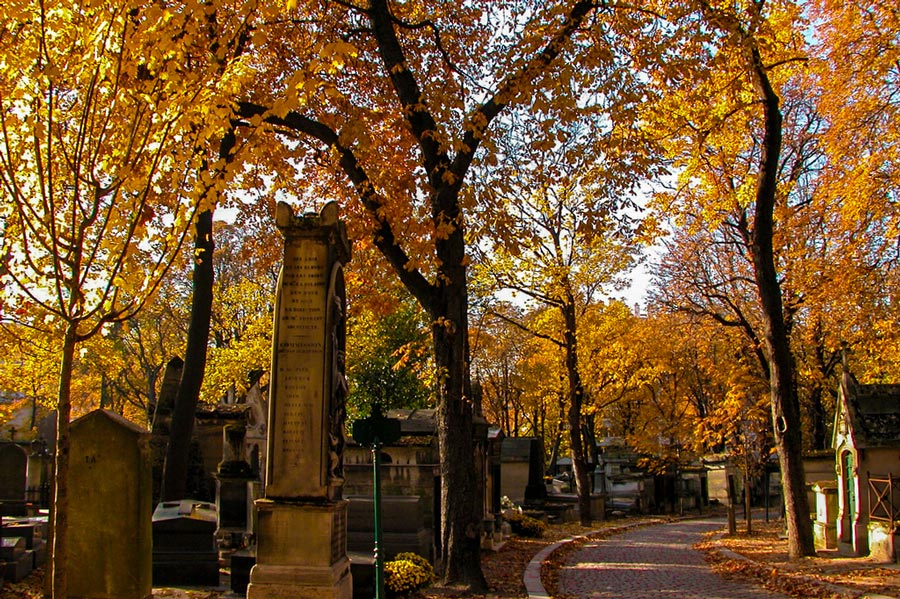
151, 357, 184, 436
524, 438, 547, 505
68, 410, 152, 599
0, 443, 27, 517
346, 495, 431, 559
248, 201, 352, 599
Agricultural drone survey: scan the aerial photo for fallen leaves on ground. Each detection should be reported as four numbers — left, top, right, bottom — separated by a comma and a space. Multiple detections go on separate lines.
0, 568, 44, 599
5, 516, 898, 599
0, 569, 225, 599
419, 516, 665, 599
697, 518, 900, 599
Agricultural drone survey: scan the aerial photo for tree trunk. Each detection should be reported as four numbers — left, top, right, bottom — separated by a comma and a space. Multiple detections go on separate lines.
808, 321, 834, 450
744, 468, 753, 535
562, 302, 593, 525
50, 324, 77, 599
746, 40, 817, 558
161, 208, 214, 501
432, 272, 487, 590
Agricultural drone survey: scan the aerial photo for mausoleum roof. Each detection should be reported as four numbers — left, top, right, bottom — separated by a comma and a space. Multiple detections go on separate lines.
385, 408, 436, 435
196, 403, 250, 420
836, 374, 900, 449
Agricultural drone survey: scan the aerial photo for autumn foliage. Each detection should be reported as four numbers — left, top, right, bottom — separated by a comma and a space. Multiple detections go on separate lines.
1, 0, 898, 591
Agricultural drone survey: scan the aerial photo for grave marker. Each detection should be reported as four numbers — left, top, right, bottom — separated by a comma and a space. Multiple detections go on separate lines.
0, 443, 28, 517
248, 201, 352, 599
68, 410, 152, 599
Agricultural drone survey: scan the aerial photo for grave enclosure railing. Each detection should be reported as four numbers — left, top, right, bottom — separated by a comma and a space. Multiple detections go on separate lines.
868, 472, 900, 530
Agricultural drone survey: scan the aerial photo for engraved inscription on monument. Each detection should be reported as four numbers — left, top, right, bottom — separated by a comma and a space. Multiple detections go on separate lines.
249, 201, 353, 599
270, 243, 328, 494
264, 200, 351, 503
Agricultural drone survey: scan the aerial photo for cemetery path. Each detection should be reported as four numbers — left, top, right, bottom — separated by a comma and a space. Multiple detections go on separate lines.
549, 517, 791, 599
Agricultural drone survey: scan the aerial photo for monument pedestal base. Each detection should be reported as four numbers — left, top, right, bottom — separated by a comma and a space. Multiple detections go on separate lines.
247, 499, 351, 599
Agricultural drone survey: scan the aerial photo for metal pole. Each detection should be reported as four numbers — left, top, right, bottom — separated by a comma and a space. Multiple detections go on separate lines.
373, 437, 384, 599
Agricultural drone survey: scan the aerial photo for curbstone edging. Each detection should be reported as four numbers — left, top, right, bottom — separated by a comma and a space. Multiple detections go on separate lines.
523, 519, 665, 598
714, 544, 900, 599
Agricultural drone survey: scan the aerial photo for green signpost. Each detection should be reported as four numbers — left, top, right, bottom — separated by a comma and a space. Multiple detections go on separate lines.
351, 404, 401, 599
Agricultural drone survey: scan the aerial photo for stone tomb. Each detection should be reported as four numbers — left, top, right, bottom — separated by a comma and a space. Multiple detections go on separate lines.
248, 201, 352, 599
500, 437, 545, 506
68, 410, 152, 599
0, 443, 28, 517
346, 495, 431, 559
152, 500, 219, 586
216, 423, 254, 540
1, 518, 46, 573
1, 535, 31, 582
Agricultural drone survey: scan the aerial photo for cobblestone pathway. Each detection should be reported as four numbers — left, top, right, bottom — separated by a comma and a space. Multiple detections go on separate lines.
558, 517, 790, 599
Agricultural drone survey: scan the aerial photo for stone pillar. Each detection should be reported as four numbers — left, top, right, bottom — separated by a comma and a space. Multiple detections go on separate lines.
248, 201, 352, 599
813, 481, 838, 550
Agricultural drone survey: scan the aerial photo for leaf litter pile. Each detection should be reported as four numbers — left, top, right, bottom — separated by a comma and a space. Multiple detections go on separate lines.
3, 516, 898, 599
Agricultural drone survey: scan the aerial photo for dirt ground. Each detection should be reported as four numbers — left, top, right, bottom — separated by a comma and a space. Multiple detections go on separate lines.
3, 515, 898, 599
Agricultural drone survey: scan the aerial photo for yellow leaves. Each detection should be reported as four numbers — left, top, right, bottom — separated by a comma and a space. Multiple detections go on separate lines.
319, 40, 358, 73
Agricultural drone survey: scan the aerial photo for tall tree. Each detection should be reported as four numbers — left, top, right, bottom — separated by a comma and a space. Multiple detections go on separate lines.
472, 118, 641, 524
812, 0, 899, 231
230, 0, 630, 585
0, 0, 244, 593
470, 308, 531, 437
641, 0, 816, 556
346, 290, 432, 417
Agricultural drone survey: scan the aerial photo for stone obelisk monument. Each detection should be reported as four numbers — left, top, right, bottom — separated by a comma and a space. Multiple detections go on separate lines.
247, 201, 352, 599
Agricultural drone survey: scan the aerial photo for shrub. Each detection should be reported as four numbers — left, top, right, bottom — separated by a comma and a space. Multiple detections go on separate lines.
503, 510, 546, 538
384, 552, 435, 596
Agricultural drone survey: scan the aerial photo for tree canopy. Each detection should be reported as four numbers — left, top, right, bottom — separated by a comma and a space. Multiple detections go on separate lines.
1, 0, 899, 587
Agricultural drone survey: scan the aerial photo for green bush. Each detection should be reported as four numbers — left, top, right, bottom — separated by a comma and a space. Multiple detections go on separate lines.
384, 552, 435, 596
504, 510, 546, 538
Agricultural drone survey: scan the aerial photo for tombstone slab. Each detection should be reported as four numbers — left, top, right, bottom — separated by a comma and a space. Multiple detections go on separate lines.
1, 523, 34, 549
68, 410, 152, 599
231, 549, 256, 594
152, 500, 219, 586
0, 536, 25, 561
248, 202, 352, 599
1, 551, 32, 582
0, 443, 28, 517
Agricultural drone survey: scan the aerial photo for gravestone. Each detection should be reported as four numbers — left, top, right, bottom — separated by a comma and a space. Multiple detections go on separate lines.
0, 443, 28, 517
1, 535, 31, 582
151, 357, 183, 436
152, 500, 219, 586
216, 423, 254, 549
69, 410, 152, 599
346, 495, 431, 559
523, 438, 547, 505
248, 201, 352, 599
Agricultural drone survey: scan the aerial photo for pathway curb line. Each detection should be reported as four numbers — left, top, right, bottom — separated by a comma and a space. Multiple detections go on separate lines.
523, 520, 663, 598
